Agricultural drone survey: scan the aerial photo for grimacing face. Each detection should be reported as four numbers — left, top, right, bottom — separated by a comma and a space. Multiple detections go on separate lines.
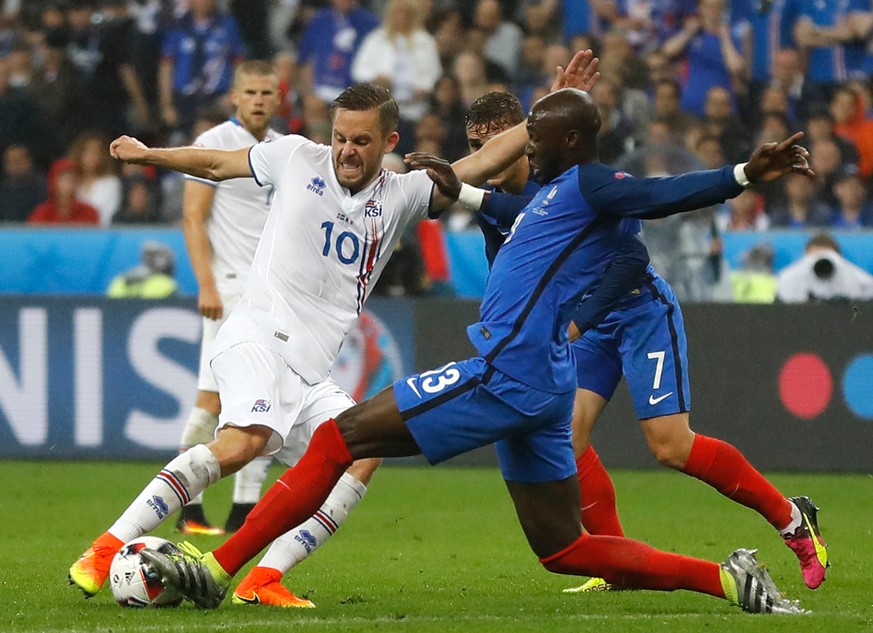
331, 108, 399, 192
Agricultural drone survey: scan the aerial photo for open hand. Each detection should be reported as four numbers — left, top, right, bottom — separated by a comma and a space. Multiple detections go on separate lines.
744, 132, 814, 184
551, 49, 600, 93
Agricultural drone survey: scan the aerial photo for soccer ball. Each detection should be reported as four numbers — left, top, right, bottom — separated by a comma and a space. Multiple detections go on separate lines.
109, 536, 184, 608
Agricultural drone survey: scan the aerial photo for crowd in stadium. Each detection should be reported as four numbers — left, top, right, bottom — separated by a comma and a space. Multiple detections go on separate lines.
0, 0, 872, 299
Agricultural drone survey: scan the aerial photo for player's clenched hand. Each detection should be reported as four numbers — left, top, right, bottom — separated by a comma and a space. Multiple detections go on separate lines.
551, 49, 600, 93
199, 285, 223, 320
405, 152, 462, 201
110, 135, 150, 164
744, 131, 814, 184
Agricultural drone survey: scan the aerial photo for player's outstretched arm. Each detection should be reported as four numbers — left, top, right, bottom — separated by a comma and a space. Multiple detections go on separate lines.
109, 136, 254, 181
450, 49, 599, 189
743, 131, 814, 184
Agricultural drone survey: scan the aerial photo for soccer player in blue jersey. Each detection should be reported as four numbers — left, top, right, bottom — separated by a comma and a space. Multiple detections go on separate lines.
142, 89, 813, 614
456, 92, 828, 593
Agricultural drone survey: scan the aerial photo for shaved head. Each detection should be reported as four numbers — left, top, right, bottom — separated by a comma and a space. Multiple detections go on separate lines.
525, 89, 600, 183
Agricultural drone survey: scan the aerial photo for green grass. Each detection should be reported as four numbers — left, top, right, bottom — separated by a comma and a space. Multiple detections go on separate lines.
2, 460, 872, 632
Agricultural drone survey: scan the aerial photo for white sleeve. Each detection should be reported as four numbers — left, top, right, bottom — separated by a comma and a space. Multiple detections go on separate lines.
248, 135, 312, 187
399, 170, 437, 222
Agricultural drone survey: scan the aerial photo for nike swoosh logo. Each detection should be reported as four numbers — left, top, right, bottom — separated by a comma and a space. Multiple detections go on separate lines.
648, 392, 673, 406
234, 593, 260, 605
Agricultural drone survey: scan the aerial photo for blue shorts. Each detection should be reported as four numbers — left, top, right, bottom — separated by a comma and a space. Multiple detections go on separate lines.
573, 277, 691, 419
393, 357, 576, 483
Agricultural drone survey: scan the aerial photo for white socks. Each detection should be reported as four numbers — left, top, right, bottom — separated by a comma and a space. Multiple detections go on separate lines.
108, 444, 221, 542
179, 407, 218, 506
180, 407, 219, 448
233, 456, 272, 504
257, 472, 367, 574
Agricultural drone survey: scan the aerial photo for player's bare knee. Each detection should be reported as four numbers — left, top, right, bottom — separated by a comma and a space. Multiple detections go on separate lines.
211, 426, 271, 475
649, 441, 686, 469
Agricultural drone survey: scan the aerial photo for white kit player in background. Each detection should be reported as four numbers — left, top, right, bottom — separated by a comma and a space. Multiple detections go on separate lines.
69, 50, 597, 608
177, 60, 283, 537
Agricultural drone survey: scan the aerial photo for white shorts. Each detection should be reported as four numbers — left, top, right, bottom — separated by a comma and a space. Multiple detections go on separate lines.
211, 338, 355, 465
197, 291, 241, 392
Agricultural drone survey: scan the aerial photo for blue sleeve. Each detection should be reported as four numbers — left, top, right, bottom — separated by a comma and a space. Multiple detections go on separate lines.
479, 191, 534, 229
568, 236, 650, 331
580, 164, 744, 219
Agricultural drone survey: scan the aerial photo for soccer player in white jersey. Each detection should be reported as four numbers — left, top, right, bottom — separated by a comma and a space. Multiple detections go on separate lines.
176, 60, 283, 538
68, 50, 599, 607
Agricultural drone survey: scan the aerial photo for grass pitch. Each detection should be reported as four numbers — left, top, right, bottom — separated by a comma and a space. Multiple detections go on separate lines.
3, 460, 871, 632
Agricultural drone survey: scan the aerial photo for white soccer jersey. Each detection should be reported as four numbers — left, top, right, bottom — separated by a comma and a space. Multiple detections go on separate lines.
234, 134, 433, 385
186, 118, 283, 294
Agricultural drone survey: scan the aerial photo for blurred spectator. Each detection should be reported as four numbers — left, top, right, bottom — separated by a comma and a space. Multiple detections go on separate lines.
776, 232, 873, 303
830, 84, 873, 179
692, 133, 725, 169
769, 172, 831, 227
809, 137, 848, 208
27, 158, 99, 225
0, 56, 61, 170
0, 143, 46, 223
272, 50, 304, 135
716, 188, 770, 231
805, 106, 859, 165
159, 0, 246, 136
432, 8, 464, 70
650, 78, 699, 140
29, 26, 80, 148
829, 163, 873, 229
414, 110, 446, 156
352, 0, 441, 152
107, 240, 178, 298
756, 87, 799, 132
297, 0, 378, 103
662, 0, 745, 118
744, 0, 803, 103
6, 40, 32, 89
644, 48, 677, 90
472, 0, 522, 76
599, 27, 649, 91
112, 174, 162, 225
69, 131, 122, 226
730, 243, 777, 303
66, 0, 150, 136
793, 0, 869, 108
429, 74, 468, 162
702, 85, 751, 163
769, 48, 805, 106
591, 75, 637, 163
452, 49, 490, 106
512, 33, 547, 106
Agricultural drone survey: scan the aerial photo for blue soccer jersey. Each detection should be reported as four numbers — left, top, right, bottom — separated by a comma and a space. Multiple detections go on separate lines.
395, 161, 744, 482
469, 163, 743, 394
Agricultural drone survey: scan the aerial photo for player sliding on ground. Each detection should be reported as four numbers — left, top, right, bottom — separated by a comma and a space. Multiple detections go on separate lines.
141, 89, 814, 614
68, 51, 602, 608
456, 91, 828, 594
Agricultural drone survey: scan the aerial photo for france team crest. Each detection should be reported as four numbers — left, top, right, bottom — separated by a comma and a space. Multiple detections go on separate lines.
251, 399, 272, 413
